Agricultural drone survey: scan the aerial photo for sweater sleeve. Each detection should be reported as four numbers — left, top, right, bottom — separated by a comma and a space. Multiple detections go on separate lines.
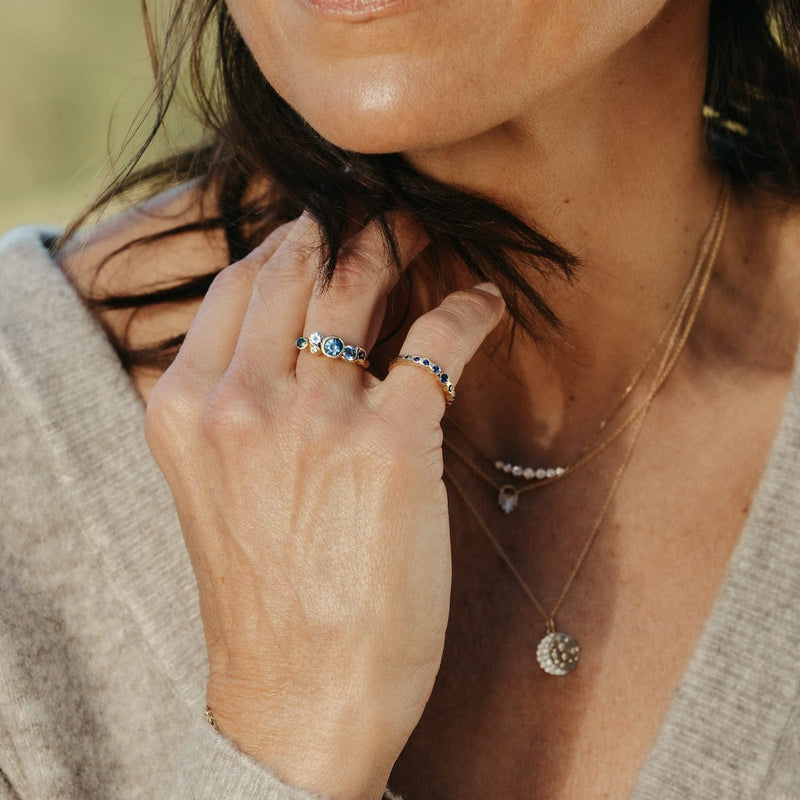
165, 718, 405, 800
0, 292, 337, 800
164, 717, 329, 800
0, 773, 19, 800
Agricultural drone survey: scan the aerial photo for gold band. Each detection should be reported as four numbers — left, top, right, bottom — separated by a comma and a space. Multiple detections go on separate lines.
389, 354, 456, 405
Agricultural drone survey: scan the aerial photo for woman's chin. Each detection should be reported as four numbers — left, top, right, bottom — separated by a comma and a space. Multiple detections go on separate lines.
306, 117, 425, 155
294, 94, 483, 156
285, 84, 436, 154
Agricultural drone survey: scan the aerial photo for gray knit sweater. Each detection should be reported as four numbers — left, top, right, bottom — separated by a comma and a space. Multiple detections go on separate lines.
0, 226, 798, 799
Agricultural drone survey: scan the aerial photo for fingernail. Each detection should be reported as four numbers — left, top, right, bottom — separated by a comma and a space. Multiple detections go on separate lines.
473, 282, 502, 297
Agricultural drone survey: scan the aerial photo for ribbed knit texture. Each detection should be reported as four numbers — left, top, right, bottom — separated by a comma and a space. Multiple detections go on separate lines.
0, 227, 797, 798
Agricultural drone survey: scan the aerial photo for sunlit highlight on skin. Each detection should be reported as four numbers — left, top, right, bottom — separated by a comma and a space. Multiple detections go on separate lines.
355, 79, 405, 113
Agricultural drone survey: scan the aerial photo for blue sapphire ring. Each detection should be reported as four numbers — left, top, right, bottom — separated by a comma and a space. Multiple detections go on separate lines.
388, 354, 456, 405
295, 332, 369, 367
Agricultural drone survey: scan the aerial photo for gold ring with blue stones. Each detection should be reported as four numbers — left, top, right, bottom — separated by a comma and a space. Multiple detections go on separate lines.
296, 332, 369, 367
388, 354, 456, 405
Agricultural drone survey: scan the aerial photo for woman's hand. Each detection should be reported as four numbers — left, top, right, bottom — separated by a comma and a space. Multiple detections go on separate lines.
145, 214, 505, 800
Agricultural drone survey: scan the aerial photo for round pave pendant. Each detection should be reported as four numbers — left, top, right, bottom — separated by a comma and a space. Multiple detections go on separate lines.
536, 631, 580, 676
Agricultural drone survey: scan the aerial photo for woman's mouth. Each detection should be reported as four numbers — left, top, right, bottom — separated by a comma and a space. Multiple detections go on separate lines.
297, 0, 424, 22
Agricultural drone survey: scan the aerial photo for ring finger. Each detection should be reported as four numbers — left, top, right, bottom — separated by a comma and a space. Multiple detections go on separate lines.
296, 215, 427, 392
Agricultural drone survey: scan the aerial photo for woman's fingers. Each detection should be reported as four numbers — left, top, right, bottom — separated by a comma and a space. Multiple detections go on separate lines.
293, 215, 428, 392
379, 282, 506, 416
165, 210, 429, 404
228, 213, 324, 381
164, 213, 500, 422
168, 218, 301, 386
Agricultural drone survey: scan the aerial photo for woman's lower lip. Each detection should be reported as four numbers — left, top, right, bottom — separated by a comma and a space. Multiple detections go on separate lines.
298, 0, 423, 21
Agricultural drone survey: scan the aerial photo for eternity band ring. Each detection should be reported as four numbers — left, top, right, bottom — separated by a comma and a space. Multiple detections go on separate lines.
296, 332, 369, 367
388, 354, 456, 405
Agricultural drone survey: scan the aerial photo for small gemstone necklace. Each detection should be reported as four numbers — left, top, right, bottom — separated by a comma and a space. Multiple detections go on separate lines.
444, 177, 730, 674
444, 178, 727, 514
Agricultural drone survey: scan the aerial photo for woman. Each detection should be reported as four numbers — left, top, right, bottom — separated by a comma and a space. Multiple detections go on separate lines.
1, 0, 799, 797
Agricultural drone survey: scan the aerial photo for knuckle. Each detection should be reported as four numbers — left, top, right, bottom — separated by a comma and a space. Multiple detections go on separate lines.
269, 236, 316, 275
441, 288, 500, 324
288, 380, 327, 420
324, 260, 372, 294
252, 244, 316, 305
251, 218, 297, 256
212, 259, 259, 293
145, 375, 200, 457
286, 383, 349, 443
199, 380, 267, 445
413, 305, 465, 344
330, 244, 390, 293
414, 289, 501, 344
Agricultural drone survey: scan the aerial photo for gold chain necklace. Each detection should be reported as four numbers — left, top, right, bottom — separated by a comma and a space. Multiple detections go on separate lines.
445, 282, 682, 482
444, 182, 731, 514
444, 179, 730, 675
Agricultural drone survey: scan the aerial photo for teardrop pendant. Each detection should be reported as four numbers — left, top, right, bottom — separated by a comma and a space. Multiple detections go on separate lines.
497, 484, 519, 514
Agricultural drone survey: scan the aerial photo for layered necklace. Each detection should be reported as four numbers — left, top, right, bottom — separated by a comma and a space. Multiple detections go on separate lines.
444, 179, 731, 676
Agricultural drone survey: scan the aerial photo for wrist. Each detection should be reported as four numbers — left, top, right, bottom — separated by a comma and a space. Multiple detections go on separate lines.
206, 682, 395, 800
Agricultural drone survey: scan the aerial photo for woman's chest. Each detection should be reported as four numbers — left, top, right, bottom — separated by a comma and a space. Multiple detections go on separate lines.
388, 534, 733, 800
389, 368, 792, 800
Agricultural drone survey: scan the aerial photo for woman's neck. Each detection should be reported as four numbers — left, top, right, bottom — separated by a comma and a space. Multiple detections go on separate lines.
400, 0, 798, 460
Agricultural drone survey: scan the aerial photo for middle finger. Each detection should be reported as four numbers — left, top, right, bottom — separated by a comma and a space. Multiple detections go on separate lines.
297, 215, 427, 391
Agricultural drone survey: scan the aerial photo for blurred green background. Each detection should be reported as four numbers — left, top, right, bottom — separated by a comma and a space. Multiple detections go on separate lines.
0, 0, 164, 232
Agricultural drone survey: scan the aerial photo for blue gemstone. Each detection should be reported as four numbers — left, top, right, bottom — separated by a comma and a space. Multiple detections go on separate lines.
322, 337, 344, 358
441, 374, 449, 383
342, 345, 358, 362
358, 349, 367, 361
295, 337, 308, 349
413, 356, 421, 362
432, 365, 440, 374
422, 359, 430, 366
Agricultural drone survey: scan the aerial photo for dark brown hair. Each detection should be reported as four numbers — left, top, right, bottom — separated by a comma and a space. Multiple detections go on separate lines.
63, 0, 800, 372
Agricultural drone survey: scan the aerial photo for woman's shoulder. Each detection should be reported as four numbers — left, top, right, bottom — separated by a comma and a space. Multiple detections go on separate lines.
0, 181, 229, 406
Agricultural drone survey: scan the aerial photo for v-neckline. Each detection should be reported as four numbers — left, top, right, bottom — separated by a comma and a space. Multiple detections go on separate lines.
5, 226, 798, 799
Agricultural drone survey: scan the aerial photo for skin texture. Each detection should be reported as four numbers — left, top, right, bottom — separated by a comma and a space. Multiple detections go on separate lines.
61, 0, 800, 797
226, 0, 670, 154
